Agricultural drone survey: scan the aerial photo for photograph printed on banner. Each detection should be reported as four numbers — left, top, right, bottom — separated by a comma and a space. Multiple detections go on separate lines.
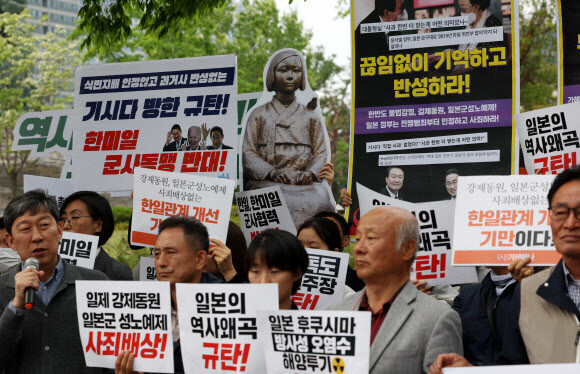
347, 0, 515, 235
241, 48, 336, 229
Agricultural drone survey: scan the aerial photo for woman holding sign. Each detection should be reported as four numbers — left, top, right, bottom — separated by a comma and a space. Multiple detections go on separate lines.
247, 229, 309, 310
59, 191, 133, 280
297, 217, 356, 298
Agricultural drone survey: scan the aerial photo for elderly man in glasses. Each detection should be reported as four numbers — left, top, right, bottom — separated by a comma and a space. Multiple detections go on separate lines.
430, 167, 580, 372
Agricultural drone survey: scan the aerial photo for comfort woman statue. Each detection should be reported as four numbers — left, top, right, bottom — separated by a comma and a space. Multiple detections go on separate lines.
242, 48, 335, 228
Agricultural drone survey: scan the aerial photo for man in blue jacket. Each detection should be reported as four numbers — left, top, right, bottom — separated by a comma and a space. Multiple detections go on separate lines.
452, 266, 518, 365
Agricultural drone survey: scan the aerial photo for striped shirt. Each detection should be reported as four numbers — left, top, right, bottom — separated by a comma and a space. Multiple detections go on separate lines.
562, 263, 580, 312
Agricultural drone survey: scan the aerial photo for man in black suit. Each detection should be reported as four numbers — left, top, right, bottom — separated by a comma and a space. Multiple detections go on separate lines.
162, 124, 187, 151
355, 0, 406, 57
445, 169, 459, 200
379, 166, 404, 200
206, 126, 232, 150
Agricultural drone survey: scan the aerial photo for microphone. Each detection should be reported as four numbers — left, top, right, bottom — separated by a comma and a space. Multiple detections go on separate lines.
23, 257, 39, 310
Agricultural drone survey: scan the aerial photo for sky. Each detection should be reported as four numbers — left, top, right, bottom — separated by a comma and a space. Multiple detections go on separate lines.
274, 0, 352, 67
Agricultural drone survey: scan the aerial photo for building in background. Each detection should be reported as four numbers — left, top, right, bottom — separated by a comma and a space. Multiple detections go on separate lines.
27, 0, 80, 35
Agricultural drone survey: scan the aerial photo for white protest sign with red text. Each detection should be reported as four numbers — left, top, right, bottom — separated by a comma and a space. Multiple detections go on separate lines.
235, 186, 296, 245
515, 103, 580, 175
357, 182, 477, 286
291, 248, 349, 310
75, 281, 173, 372
72, 55, 237, 192
131, 167, 235, 247
176, 283, 278, 374
58, 232, 99, 269
257, 309, 371, 374
453, 175, 559, 266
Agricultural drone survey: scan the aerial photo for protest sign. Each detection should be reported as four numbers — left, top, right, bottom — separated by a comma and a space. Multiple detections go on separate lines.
176, 283, 278, 374
75, 281, 173, 372
11, 110, 74, 157
257, 309, 371, 374
240, 48, 336, 229
347, 0, 516, 236
444, 363, 580, 373
131, 167, 235, 247
291, 248, 349, 310
71, 55, 237, 192
515, 103, 580, 175
23, 175, 75, 210
453, 175, 560, 266
235, 186, 296, 245
557, 0, 580, 105
58, 231, 99, 269
357, 182, 477, 285
139, 256, 157, 281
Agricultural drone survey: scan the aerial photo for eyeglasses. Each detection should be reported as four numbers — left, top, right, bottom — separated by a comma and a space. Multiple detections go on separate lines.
459, 4, 474, 13
59, 216, 92, 227
548, 206, 580, 222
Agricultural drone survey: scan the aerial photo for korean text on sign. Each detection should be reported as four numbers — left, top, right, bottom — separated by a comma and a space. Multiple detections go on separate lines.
453, 175, 560, 266
75, 281, 173, 372
58, 232, 99, 270
516, 103, 580, 175
291, 248, 349, 311
257, 310, 371, 374
235, 186, 297, 245
131, 167, 235, 247
177, 283, 278, 374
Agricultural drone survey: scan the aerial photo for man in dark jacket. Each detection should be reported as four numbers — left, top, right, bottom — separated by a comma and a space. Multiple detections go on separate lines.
0, 189, 109, 373
115, 216, 223, 374
452, 267, 518, 365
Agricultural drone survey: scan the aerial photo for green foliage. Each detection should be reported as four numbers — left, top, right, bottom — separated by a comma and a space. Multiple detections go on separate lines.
519, 0, 558, 112
112, 205, 132, 224
0, 10, 81, 196
0, 0, 26, 14
83, 0, 340, 94
74, 0, 227, 55
102, 223, 150, 269
335, 0, 350, 19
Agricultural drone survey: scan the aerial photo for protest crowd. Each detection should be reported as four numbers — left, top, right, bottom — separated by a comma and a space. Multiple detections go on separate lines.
1, 167, 580, 373
2, 0, 580, 373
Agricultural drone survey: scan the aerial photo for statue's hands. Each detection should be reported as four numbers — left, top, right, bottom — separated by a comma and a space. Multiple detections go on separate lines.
297, 171, 314, 185
270, 170, 292, 184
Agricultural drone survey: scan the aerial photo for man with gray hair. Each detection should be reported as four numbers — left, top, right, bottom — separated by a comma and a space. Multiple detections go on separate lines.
184, 125, 207, 151
330, 206, 462, 373
0, 189, 108, 373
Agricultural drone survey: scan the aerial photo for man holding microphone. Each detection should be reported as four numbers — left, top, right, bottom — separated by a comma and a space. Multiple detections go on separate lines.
0, 189, 108, 373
